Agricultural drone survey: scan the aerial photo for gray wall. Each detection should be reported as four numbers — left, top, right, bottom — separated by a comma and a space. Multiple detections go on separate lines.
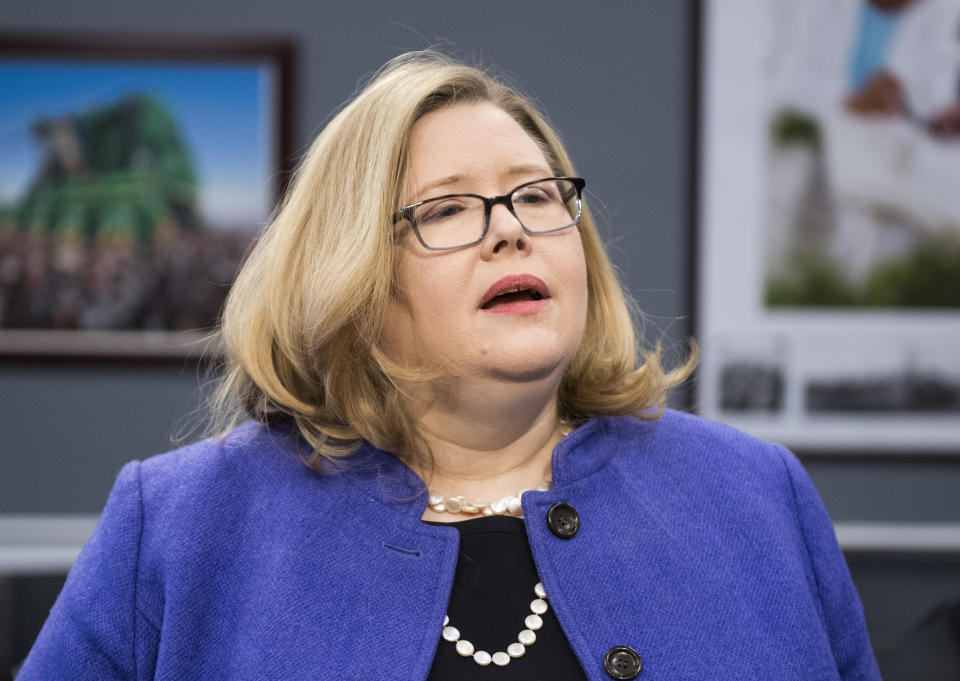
2, 0, 959, 666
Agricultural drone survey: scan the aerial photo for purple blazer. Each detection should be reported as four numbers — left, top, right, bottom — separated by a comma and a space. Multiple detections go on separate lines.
19, 410, 881, 680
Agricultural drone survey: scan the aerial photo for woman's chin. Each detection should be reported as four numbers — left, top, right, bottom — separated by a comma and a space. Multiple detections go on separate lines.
477, 349, 571, 384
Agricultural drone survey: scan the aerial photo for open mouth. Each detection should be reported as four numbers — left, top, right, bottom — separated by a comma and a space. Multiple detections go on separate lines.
481, 287, 545, 310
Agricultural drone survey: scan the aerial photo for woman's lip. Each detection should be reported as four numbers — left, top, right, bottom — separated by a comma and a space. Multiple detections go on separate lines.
483, 298, 551, 315
480, 274, 550, 308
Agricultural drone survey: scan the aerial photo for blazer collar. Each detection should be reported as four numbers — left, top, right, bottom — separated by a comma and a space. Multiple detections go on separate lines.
332, 415, 659, 519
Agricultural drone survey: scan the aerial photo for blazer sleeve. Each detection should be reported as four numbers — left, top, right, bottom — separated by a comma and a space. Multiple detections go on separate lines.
776, 446, 882, 681
17, 461, 158, 681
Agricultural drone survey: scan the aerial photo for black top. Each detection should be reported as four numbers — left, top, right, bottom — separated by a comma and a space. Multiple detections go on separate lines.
424, 515, 588, 681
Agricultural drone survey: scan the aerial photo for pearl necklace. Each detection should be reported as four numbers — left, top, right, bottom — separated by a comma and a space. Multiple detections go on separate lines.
427, 478, 551, 517
427, 422, 571, 517
441, 582, 549, 667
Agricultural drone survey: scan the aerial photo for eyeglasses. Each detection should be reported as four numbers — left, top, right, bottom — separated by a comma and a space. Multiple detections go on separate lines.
392, 176, 586, 251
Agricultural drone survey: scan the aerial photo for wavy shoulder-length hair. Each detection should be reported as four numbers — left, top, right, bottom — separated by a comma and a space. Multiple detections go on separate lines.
210, 50, 694, 470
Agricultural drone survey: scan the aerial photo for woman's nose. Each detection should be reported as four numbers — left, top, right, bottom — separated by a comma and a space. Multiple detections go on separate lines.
482, 203, 529, 257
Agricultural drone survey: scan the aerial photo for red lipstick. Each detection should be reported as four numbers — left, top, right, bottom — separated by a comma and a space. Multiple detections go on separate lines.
480, 274, 551, 315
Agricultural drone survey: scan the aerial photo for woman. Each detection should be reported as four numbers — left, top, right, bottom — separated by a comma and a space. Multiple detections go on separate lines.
18, 52, 881, 680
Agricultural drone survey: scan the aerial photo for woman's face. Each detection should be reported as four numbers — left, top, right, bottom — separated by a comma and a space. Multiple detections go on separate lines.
383, 102, 588, 385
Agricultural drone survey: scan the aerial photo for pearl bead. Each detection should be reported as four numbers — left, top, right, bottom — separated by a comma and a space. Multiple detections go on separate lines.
536, 481, 550, 491
431, 501, 445, 512
429, 493, 443, 506
525, 614, 543, 630
443, 615, 449, 626
445, 497, 462, 513
518, 629, 536, 646
490, 498, 507, 514
507, 642, 526, 658
482, 506, 494, 516
441, 626, 459, 642
530, 598, 548, 615
534, 582, 546, 598
507, 497, 522, 515
473, 650, 492, 666
455, 640, 474, 656
492, 652, 510, 666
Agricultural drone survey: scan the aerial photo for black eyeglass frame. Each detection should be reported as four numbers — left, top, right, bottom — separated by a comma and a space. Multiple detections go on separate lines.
392, 176, 586, 251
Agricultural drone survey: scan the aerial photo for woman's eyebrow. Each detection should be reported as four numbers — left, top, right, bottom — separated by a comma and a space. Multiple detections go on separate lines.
501, 164, 553, 181
417, 174, 465, 197
416, 165, 554, 198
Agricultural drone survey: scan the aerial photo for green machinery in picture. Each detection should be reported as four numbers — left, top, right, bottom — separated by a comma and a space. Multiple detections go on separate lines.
8, 93, 200, 244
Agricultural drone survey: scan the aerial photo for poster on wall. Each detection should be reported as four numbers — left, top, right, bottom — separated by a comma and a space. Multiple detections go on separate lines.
697, 0, 960, 452
0, 35, 292, 357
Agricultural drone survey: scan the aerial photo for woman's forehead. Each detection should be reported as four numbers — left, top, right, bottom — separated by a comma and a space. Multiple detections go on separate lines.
404, 103, 551, 199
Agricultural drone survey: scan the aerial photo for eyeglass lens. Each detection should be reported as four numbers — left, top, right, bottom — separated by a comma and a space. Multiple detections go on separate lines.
410, 178, 580, 250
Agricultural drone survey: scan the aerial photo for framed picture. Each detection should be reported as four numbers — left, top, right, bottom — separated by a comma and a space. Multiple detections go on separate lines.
696, 0, 960, 452
0, 33, 293, 358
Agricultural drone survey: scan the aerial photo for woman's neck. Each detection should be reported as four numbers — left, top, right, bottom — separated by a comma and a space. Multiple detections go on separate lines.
411, 377, 565, 522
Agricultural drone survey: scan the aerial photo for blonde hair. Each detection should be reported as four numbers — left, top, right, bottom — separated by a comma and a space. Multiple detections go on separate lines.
211, 50, 694, 470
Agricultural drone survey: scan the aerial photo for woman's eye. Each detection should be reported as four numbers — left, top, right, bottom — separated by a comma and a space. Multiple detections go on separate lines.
419, 201, 464, 224
516, 188, 557, 205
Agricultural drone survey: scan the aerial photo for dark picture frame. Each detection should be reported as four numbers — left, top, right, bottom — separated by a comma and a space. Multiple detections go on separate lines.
0, 32, 295, 359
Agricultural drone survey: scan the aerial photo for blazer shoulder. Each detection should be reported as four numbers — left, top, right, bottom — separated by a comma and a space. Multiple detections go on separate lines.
656, 408, 779, 450
143, 420, 301, 468
136, 422, 310, 513
670, 407, 789, 452
611, 409, 799, 490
